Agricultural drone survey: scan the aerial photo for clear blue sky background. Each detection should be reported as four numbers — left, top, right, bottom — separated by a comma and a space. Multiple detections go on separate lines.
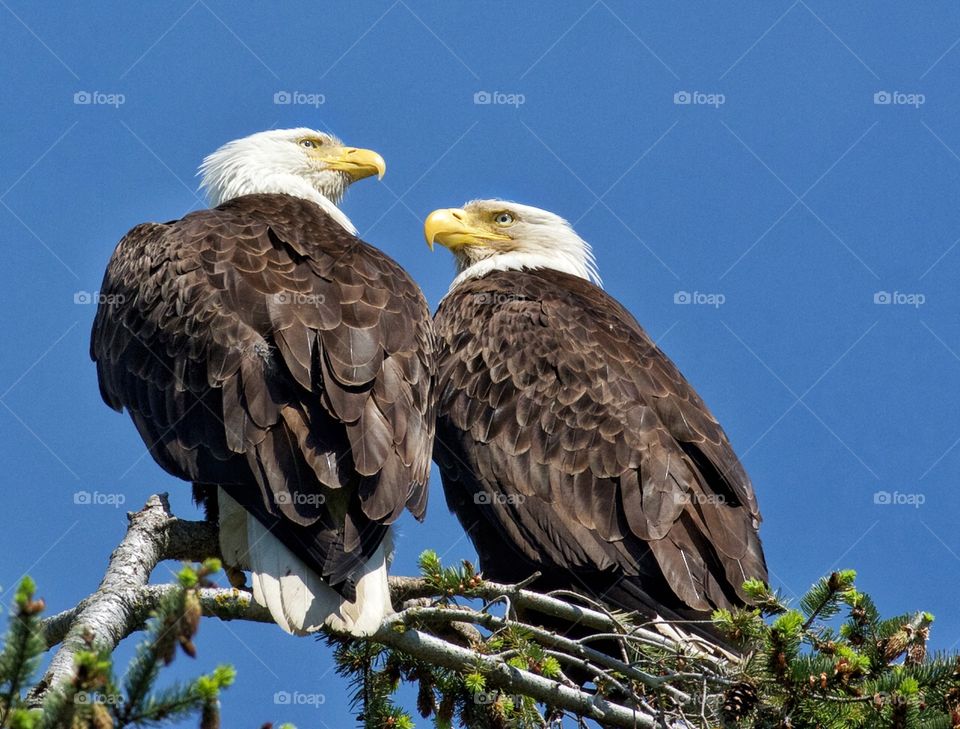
2, 2, 960, 726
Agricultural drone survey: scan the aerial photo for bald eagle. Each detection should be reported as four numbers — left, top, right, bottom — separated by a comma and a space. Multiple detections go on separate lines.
425, 200, 766, 634
91, 129, 435, 637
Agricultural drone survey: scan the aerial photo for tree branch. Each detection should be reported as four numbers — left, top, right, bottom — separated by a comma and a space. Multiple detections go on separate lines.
31, 494, 206, 701
41, 582, 658, 728
32, 495, 732, 727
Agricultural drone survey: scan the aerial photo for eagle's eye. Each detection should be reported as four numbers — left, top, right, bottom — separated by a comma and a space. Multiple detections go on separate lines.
494, 212, 515, 226
299, 138, 320, 149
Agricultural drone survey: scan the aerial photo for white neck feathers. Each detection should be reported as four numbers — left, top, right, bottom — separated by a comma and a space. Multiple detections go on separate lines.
198, 144, 356, 235
450, 248, 601, 292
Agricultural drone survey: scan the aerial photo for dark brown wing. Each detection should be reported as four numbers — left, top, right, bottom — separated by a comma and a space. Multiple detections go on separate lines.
91, 193, 434, 596
434, 268, 765, 618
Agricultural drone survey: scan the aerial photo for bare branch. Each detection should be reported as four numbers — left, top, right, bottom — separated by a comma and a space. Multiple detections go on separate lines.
32, 495, 733, 727
376, 612, 657, 728
31, 494, 199, 701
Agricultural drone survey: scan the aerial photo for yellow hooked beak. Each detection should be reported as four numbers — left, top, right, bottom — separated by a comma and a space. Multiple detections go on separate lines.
424, 208, 511, 251
316, 146, 386, 181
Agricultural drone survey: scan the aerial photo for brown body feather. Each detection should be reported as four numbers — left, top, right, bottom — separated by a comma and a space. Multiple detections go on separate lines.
91, 193, 435, 599
434, 269, 766, 626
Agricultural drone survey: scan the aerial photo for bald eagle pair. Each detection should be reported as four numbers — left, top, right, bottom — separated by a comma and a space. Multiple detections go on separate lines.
91, 128, 766, 641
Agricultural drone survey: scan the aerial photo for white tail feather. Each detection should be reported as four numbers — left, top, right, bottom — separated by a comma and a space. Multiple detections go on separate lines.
217, 489, 393, 637
217, 489, 250, 569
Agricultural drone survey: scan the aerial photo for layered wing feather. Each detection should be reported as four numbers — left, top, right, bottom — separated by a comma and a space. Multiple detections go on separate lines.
434, 269, 765, 617
91, 193, 434, 597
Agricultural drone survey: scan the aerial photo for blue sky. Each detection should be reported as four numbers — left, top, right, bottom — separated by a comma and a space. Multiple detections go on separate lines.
2, 1, 960, 726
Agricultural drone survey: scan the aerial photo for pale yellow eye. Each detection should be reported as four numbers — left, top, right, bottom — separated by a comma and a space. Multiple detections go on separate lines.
494, 212, 514, 226
299, 138, 319, 149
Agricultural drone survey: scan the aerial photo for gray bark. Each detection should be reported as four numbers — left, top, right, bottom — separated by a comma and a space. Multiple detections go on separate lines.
31, 494, 732, 727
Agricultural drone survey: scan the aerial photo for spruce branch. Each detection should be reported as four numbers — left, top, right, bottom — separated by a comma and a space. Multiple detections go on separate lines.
30, 494, 220, 704
0, 578, 46, 717
22, 494, 960, 728
0, 564, 237, 729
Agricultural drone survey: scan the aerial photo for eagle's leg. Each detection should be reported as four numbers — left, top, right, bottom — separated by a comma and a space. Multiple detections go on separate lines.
226, 565, 249, 590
